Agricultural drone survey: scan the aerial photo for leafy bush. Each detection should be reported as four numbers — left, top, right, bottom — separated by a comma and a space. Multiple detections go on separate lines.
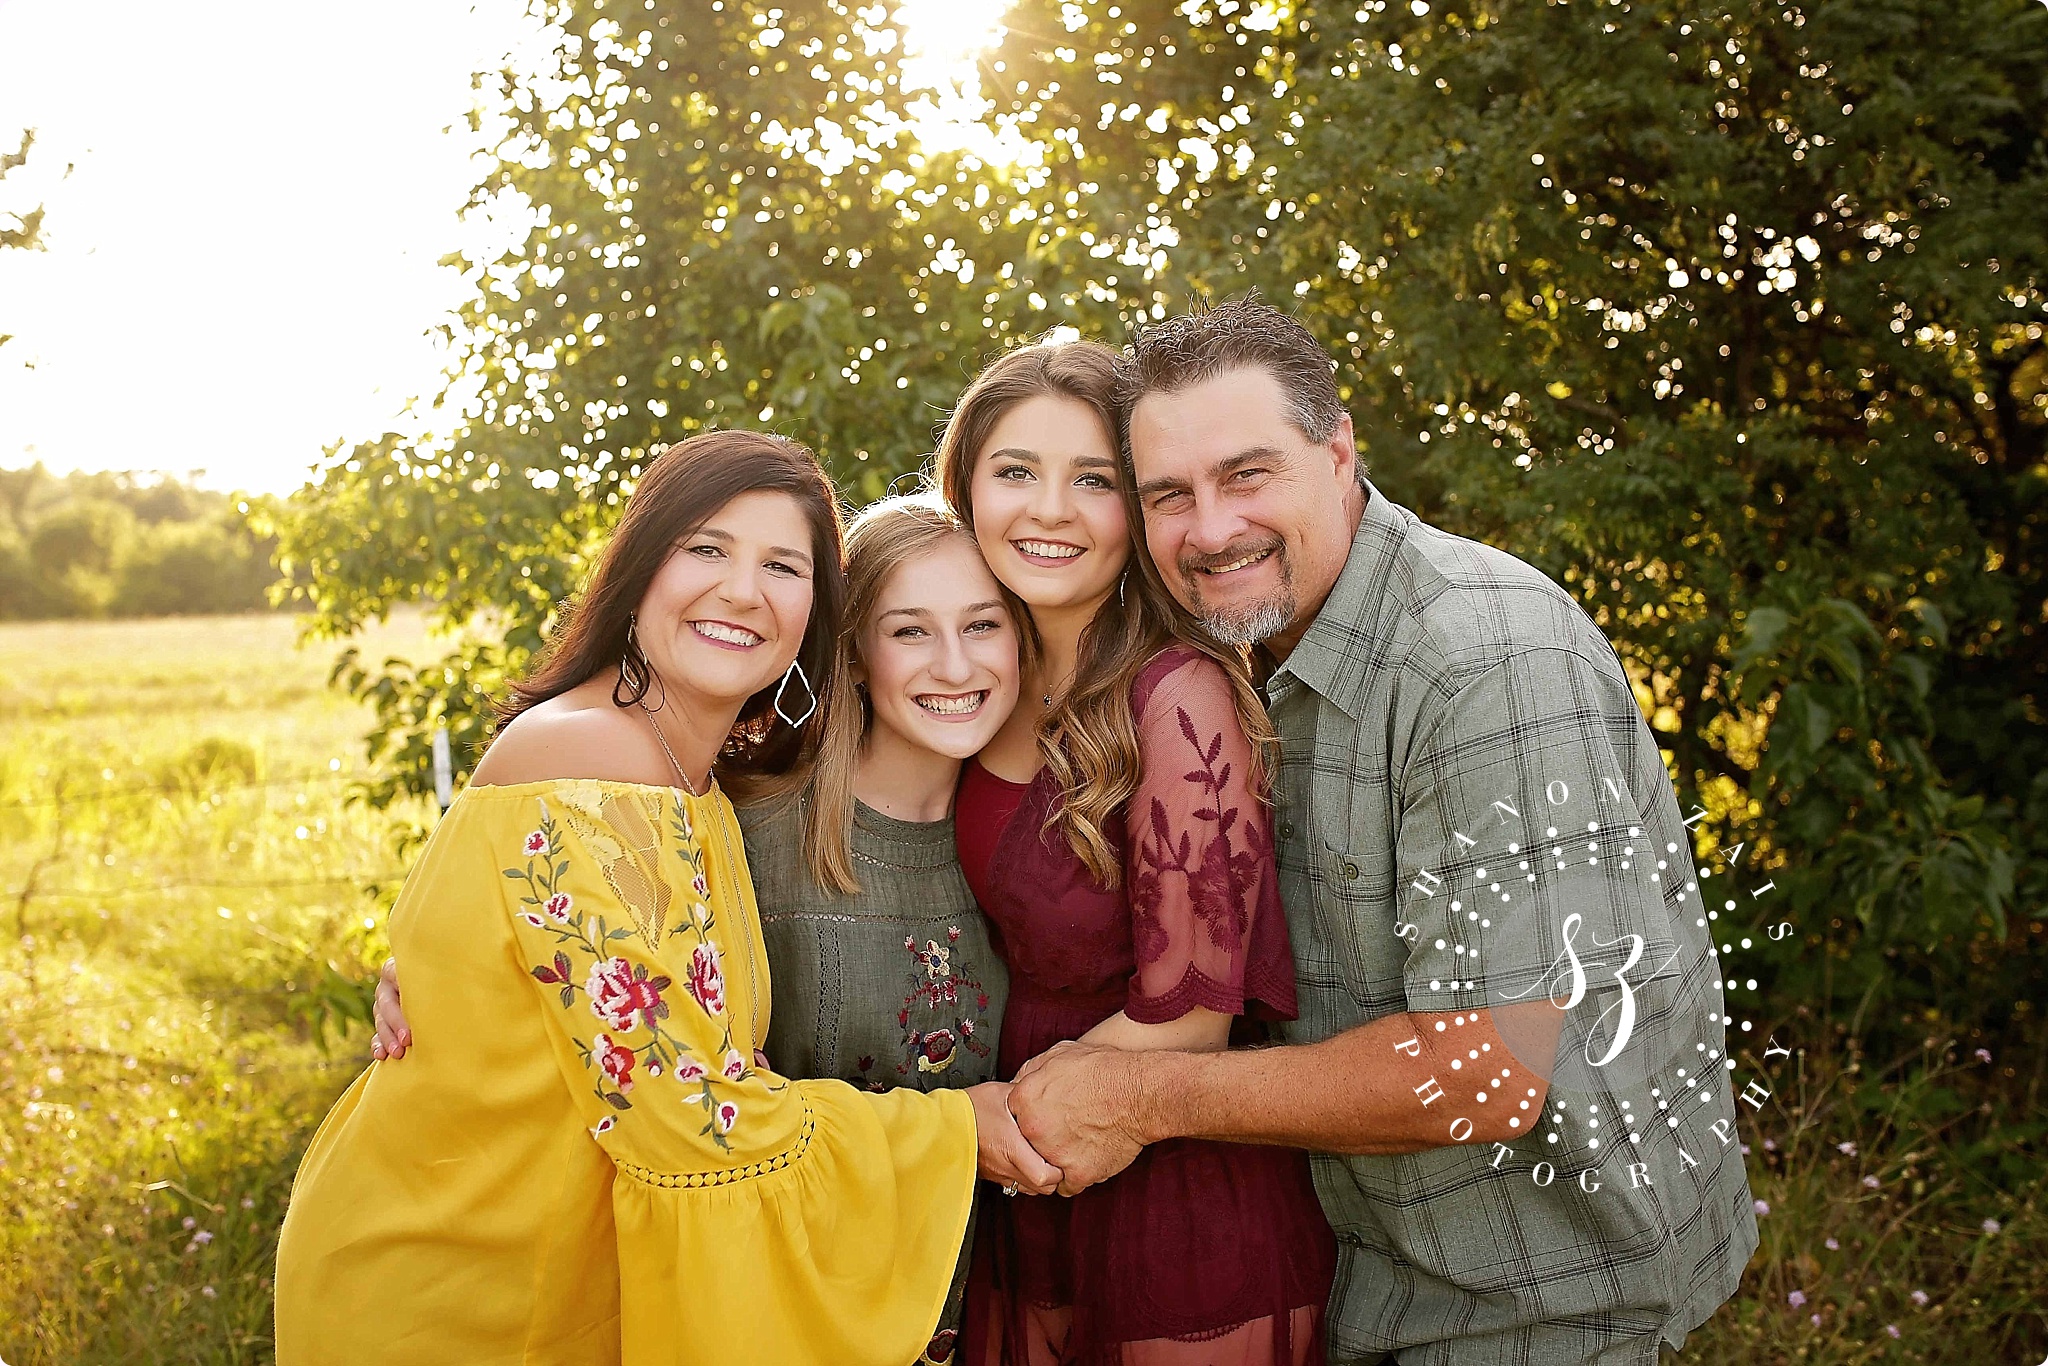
116, 516, 282, 618
0, 466, 282, 620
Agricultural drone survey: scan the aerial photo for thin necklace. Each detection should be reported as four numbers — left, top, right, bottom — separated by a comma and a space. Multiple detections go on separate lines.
638, 698, 702, 798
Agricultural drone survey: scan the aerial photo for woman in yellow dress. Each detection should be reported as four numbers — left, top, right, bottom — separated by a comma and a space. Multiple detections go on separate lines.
273, 430, 1059, 1366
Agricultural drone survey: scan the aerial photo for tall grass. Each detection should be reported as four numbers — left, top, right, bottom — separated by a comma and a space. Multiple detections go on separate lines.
0, 613, 2040, 1362
1705, 1028, 2045, 1360
0, 613, 433, 1363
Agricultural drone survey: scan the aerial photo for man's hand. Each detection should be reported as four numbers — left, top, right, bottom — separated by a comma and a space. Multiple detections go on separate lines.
1006, 1041, 1151, 1196
371, 957, 411, 1061
967, 1082, 1063, 1195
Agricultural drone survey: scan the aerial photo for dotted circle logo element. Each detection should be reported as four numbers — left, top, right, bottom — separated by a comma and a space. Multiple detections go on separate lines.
1395, 782, 1805, 1197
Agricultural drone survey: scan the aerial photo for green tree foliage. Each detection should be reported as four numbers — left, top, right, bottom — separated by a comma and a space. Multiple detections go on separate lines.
1214, 0, 2047, 1035
278, 0, 2046, 1043
2, 129, 47, 354
0, 465, 282, 620
274, 0, 1257, 805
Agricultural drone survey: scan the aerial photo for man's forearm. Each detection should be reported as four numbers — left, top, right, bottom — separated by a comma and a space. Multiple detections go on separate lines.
1132, 1003, 1559, 1156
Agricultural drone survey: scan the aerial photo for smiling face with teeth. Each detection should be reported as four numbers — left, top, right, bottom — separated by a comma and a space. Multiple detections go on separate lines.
636, 487, 818, 711
1129, 366, 1365, 655
855, 537, 1022, 762
965, 393, 1131, 621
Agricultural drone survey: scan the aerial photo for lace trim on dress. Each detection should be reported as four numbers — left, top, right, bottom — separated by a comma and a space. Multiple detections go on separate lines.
616, 1105, 817, 1189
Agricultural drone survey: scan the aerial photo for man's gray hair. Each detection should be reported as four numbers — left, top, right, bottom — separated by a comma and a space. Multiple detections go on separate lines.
1114, 294, 1348, 444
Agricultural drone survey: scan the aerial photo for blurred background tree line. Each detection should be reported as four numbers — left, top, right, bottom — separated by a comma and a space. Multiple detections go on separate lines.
272, 0, 2045, 1072
0, 464, 281, 619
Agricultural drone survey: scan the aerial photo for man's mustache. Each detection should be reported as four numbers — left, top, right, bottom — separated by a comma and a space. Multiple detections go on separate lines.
1179, 536, 1286, 579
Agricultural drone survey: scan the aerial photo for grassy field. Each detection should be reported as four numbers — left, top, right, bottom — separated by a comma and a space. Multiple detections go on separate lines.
0, 611, 434, 1364
0, 612, 2040, 1363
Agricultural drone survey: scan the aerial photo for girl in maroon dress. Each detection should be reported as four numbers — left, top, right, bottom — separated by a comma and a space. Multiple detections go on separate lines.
937, 340, 1335, 1366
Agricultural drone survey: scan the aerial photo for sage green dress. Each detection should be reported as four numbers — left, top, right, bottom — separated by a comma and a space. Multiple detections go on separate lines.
738, 797, 1008, 1365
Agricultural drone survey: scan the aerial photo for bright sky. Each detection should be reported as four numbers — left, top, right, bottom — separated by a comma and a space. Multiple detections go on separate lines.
0, 0, 539, 495
0, 0, 1011, 497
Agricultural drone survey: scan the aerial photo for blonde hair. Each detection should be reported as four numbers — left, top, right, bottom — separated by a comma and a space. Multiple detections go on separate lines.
936, 339, 1275, 888
774, 492, 1033, 895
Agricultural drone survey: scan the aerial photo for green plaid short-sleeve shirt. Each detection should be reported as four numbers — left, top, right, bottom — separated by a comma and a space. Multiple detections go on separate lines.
1265, 485, 1757, 1365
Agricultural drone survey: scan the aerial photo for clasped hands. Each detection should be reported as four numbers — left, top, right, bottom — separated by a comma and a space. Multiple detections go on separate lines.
971, 1041, 1150, 1199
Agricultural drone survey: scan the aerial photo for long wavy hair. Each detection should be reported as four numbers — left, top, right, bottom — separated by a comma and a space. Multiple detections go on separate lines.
760, 492, 1035, 894
936, 340, 1275, 888
497, 430, 847, 786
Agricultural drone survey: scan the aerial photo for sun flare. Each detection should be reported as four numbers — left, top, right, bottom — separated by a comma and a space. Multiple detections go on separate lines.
887, 0, 1032, 166
894, 0, 1012, 96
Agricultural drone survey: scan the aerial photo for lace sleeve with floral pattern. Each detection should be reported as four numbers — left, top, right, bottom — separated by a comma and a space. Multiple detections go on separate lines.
1124, 651, 1299, 1025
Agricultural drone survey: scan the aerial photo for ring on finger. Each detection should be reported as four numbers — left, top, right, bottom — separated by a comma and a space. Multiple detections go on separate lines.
1003, 1182, 1019, 1197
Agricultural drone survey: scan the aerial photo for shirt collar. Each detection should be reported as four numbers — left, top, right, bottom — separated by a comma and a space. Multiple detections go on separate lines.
1268, 479, 1408, 721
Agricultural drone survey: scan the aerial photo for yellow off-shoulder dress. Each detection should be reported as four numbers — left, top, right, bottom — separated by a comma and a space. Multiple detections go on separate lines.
274, 779, 977, 1365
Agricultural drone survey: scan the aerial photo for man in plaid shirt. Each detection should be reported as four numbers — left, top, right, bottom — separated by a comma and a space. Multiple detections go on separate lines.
1009, 298, 1758, 1364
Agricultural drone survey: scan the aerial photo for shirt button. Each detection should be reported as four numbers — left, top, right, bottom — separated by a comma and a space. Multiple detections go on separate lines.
1280, 822, 1297, 840
1343, 861, 1360, 880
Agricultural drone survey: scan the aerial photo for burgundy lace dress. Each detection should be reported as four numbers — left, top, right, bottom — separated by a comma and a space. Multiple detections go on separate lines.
955, 648, 1335, 1366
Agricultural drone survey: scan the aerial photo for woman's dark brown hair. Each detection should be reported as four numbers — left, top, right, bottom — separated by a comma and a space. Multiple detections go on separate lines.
497, 430, 847, 783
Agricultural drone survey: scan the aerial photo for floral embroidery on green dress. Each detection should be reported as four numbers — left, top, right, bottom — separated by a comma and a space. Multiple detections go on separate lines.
508, 797, 755, 1151
858, 925, 994, 1092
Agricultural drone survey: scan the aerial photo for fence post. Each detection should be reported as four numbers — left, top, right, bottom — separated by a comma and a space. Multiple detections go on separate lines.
431, 725, 453, 813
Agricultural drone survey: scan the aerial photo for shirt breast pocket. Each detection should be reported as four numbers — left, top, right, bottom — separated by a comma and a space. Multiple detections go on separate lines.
1304, 838, 1409, 1018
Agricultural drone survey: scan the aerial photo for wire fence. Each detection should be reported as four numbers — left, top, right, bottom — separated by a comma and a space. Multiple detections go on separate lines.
0, 768, 354, 813
4, 985, 307, 1028
20, 872, 407, 900
4, 765, 406, 1041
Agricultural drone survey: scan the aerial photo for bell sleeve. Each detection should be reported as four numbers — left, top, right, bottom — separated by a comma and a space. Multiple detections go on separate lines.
500, 784, 976, 1366
1122, 651, 1299, 1025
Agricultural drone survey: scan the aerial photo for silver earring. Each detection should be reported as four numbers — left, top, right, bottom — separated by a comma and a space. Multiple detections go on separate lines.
773, 659, 818, 728
1118, 571, 1128, 607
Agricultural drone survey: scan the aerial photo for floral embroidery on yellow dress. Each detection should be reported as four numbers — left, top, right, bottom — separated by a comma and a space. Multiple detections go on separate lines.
510, 797, 782, 1150
274, 779, 976, 1366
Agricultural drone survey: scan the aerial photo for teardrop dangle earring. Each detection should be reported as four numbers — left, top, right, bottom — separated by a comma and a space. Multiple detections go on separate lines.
773, 659, 817, 728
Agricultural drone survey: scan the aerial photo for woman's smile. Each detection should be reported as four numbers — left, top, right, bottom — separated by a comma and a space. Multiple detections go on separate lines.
689, 618, 766, 649
914, 689, 990, 719
1010, 538, 1087, 566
